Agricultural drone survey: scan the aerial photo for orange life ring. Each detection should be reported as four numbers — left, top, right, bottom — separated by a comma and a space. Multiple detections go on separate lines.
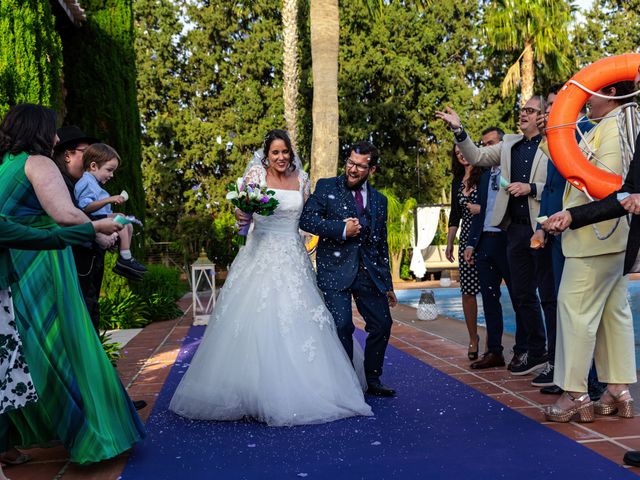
547, 53, 640, 199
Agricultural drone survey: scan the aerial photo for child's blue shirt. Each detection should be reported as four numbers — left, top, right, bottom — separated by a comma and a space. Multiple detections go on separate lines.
74, 172, 112, 216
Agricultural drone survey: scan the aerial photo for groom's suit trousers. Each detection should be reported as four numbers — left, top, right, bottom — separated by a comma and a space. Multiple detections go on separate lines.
323, 263, 392, 383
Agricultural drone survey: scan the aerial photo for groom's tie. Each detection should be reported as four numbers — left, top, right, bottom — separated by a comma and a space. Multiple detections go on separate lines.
354, 188, 365, 216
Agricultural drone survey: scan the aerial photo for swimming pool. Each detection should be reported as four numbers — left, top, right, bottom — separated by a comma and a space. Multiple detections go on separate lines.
396, 283, 640, 365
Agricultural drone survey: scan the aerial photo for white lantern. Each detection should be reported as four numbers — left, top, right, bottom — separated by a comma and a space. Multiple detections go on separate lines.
439, 270, 452, 287
417, 290, 438, 321
191, 249, 216, 325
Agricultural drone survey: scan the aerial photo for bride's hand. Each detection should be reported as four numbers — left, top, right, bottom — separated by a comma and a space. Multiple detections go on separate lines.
235, 208, 252, 227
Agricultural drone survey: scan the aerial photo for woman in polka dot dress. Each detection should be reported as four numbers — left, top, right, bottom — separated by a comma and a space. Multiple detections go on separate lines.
446, 145, 483, 360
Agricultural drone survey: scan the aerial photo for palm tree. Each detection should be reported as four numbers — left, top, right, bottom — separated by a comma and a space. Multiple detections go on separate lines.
308, 1, 433, 187
282, 0, 300, 151
309, 0, 339, 189
484, 0, 573, 105
381, 189, 417, 282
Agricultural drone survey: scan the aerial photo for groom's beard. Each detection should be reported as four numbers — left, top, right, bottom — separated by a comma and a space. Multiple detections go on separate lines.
346, 175, 368, 191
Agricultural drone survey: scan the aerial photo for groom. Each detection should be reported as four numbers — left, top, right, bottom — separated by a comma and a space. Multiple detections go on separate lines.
300, 141, 397, 397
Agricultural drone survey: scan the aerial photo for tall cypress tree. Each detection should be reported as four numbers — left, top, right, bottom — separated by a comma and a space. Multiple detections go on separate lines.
135, 1, 285, 234
134, 0, 185, 241
0, 0, 63, 116
59, 0, 144, 226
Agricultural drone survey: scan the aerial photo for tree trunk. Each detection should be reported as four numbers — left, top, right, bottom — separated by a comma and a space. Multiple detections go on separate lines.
310, 0, 339, 189
282, 0, 299, 151
520, 41, 535, 106
391, 252, 402, 283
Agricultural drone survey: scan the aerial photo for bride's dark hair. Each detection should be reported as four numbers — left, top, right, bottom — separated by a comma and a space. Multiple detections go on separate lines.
262, 129, 296, 172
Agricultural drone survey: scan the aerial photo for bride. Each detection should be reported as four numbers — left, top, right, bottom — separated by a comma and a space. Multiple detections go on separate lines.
169, 129, 372, 426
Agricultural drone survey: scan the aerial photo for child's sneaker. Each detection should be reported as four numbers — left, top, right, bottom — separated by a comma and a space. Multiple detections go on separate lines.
128, 257, 148, 272
112, 264, 144, 281
113, 256, 147, 278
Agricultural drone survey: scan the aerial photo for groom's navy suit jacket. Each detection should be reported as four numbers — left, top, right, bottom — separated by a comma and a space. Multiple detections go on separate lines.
299, 175, 393, 294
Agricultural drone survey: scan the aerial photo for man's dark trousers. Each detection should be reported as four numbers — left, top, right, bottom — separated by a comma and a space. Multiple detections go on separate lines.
323, 263, 393, 384
507, 223, 547, 358
476, 231, 513, 354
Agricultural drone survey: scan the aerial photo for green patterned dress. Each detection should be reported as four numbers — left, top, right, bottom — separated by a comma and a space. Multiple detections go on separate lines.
0, 152, 145, 464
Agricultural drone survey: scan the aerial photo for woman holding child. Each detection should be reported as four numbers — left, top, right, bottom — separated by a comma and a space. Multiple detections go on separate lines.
0, 104, 145, 464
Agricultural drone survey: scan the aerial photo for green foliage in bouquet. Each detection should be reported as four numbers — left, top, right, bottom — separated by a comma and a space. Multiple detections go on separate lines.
226, 179, 279, 216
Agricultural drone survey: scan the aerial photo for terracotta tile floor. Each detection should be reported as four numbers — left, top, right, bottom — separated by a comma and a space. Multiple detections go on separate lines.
8, 299, 640, 478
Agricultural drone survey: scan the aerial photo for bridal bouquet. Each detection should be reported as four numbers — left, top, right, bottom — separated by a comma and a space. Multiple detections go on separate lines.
226, 177, 279, 244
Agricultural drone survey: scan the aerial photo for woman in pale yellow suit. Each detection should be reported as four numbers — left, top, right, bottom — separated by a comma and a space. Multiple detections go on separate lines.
542, 80, 637, 423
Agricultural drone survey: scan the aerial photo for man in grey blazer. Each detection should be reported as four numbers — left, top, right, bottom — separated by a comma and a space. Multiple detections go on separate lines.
436, 96, 554, 377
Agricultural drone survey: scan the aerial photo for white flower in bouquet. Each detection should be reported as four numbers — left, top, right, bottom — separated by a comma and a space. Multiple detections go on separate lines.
226, 177, 279, 246
248, 187, 261, 201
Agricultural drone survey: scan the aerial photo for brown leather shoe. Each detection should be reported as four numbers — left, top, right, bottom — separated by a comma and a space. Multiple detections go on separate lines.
470, 352, 505, 369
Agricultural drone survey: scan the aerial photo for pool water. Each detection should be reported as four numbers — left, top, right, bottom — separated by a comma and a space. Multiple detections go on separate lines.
396, 283, 640, 365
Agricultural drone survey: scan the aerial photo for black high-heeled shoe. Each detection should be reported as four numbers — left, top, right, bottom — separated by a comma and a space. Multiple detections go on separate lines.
468, 335, 479, 361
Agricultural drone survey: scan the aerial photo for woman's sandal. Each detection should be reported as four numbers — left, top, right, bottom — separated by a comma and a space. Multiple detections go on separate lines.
594, 389, 634, 418
544, 392, 594, 423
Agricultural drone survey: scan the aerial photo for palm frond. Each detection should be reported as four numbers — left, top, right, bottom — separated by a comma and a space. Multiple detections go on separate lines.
501, 56, 522, 98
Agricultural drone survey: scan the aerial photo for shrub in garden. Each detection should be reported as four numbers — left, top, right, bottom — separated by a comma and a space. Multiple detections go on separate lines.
130, 264, 186, 321
99, 253, 185, 330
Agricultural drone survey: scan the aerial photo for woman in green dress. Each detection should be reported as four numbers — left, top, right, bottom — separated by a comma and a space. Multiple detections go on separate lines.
0, 104, 145, 464
0, 216, 123, 479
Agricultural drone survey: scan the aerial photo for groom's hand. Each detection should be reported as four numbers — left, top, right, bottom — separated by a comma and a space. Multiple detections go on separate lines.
344, 218, 361, 238
387, 291, 397, 308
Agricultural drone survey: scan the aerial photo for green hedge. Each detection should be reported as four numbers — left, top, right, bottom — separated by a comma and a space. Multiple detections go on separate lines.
0, 0, 63, 116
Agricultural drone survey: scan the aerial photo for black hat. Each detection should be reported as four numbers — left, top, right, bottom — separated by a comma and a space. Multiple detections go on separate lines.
55, 126, 99, 152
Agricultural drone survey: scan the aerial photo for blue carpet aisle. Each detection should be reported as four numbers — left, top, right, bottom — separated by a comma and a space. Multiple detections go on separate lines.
121, 326, 636, 480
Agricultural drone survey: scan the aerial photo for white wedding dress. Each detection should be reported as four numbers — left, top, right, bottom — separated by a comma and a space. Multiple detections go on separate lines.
169, 166, 372, 426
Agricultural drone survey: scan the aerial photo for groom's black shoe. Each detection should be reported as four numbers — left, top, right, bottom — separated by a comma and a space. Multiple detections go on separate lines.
366, 382, 396, 397
624, 451, 640, 467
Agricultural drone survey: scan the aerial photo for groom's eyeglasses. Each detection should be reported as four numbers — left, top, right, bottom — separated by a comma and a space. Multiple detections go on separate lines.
345, 158, 371, 172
